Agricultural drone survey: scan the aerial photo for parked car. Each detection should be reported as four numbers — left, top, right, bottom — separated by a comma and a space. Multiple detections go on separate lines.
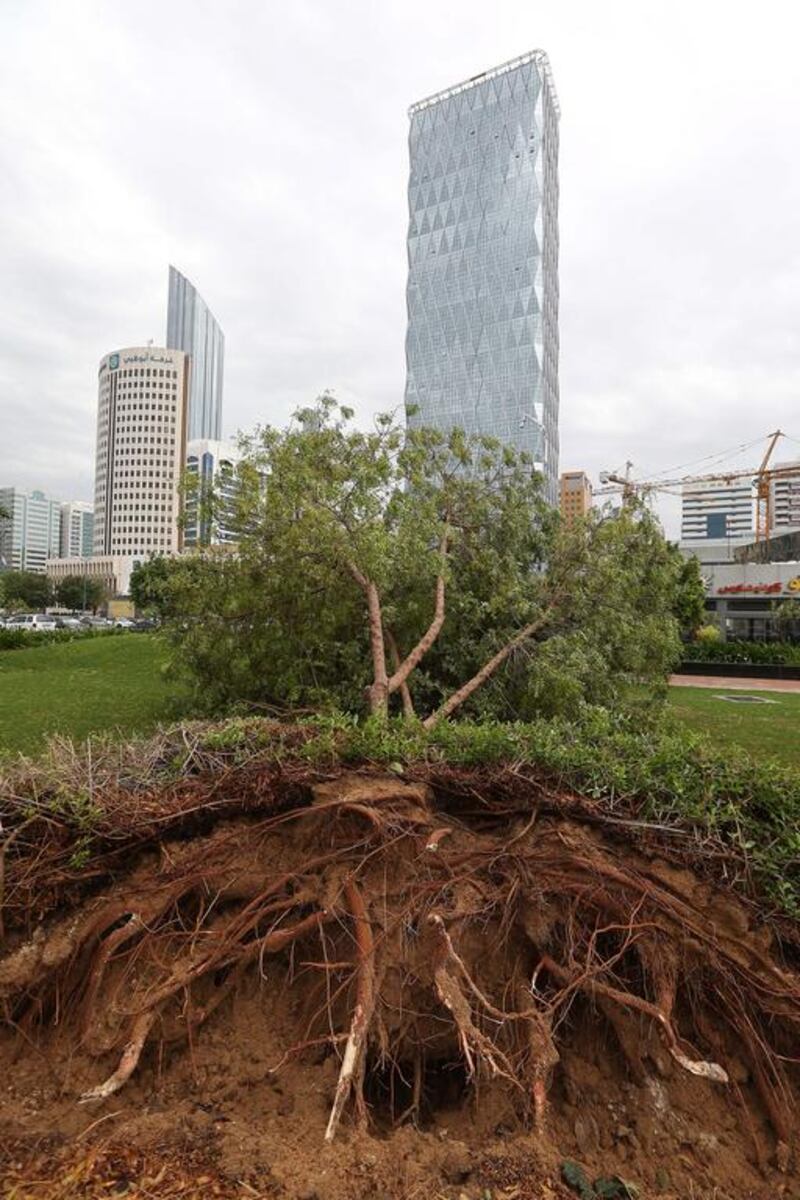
4, 613, 58, 632
112, 617, 136, 629
79, 616, 111, 628
55, 616, 83, 629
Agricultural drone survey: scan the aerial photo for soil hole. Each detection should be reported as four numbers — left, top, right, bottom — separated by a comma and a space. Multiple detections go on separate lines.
364, 1055, 470, 1133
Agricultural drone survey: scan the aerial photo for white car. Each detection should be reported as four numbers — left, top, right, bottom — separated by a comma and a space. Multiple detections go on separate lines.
4, 613, 58, 632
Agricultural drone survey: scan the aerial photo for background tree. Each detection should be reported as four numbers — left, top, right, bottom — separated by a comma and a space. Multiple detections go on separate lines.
156, 399, 685, 722
130, 556, 181, 617
55, 575, 106, 613
0, 569, 52, 611
672, 552, 707, 637
773, 598, 800, 642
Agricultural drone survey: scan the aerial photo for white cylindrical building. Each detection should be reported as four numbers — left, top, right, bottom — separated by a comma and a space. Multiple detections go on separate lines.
93, 347, 189, 557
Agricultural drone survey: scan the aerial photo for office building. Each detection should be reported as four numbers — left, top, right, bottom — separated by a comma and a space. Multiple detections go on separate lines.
93, 346, 189, 557
46, 554, 139, 601
771, 461, 800, 532
0, 487, 62, 573
60, 501, 94, 558
405, 50, 560, 502
184, 438, 242, 547
166, 266, 225, 441
560, 471, 592, 525
680, 476, 755, 564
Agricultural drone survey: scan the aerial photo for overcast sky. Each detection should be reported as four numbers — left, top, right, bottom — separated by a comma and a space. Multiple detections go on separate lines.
2, 0, 799, 534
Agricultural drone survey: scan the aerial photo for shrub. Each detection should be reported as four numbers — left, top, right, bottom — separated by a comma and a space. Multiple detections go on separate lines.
0, 627, 131, 653
682, 639, 800, 666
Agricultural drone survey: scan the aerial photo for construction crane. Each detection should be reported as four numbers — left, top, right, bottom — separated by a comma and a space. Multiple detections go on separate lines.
755, 429, 783, 541
597, 430, 800, 542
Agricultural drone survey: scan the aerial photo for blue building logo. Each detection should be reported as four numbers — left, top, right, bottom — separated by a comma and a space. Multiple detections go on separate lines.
109, 353, 120, 370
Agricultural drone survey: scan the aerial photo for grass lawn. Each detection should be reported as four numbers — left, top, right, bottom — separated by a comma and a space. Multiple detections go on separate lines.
0, 634, 172, 758
668, 685, 800, 768
2, 635, 798, 769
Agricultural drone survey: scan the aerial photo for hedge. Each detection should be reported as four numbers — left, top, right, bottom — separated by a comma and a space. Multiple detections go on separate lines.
682, 639, 800, 666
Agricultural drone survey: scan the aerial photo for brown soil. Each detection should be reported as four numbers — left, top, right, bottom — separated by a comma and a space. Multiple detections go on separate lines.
1, 768, 798, 1199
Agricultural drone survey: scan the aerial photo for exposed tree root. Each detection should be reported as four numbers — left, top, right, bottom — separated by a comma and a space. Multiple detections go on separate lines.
325, 878, 375, 1142
1, 770, 799, 1167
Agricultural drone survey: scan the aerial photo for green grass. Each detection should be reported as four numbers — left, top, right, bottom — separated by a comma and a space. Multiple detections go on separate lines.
0, 634, 172, 757
2, 632, 798, 774
667, 685, 800, 767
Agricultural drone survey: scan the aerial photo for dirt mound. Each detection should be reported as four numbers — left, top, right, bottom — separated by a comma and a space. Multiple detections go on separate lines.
1, 767, 799, 1198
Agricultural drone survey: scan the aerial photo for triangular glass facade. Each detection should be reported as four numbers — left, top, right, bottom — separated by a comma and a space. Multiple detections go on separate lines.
404, 51, 560, 502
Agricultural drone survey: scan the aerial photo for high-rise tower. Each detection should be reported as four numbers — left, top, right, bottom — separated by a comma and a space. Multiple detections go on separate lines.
93, 347, 189, 557
166, 266, 225, 441
405, 50, 560, 501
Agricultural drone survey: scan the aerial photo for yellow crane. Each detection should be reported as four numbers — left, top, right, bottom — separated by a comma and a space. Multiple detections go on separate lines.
597, 430, 799, 542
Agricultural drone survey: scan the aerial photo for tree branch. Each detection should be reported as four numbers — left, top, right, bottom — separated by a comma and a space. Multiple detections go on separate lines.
386, 629, 415, 718
345, 559, 369, 593
387, 530, 448, 694
423, 603, 557, 728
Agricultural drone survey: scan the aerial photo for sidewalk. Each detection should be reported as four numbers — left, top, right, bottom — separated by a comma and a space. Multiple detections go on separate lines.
670, 674, 800, 693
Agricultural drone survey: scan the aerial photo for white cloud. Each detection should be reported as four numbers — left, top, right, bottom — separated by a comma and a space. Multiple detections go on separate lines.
1, 0, 799, 536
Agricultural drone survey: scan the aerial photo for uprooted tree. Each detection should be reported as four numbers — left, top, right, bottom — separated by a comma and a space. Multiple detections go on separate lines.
143, 397, 689, 721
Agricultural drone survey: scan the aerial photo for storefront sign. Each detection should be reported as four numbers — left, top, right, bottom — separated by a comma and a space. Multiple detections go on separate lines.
717, 576, 800, 596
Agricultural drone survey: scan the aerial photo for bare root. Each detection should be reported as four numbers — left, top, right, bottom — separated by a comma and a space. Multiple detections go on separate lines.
2, 773, 798, 1156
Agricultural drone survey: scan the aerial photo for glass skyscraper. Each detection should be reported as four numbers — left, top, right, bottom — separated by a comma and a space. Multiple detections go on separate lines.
166, 266, 225, 442
405, 50, 560, 502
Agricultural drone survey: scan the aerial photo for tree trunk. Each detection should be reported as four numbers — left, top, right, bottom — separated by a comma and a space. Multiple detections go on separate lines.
346, 562, 390, 718
387, 532, 449, 696
365, 580, 389, 717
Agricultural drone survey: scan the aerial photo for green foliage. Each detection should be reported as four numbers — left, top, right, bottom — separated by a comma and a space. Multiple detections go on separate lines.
773, 598, 800, 640
695, 623, 722, 644
153, 399, 684, 723
129, 556, 178, 616
55, 574, 106, 612
672, 552, 707, 635
682, 639, 800, 665
0, 569, 52, 610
